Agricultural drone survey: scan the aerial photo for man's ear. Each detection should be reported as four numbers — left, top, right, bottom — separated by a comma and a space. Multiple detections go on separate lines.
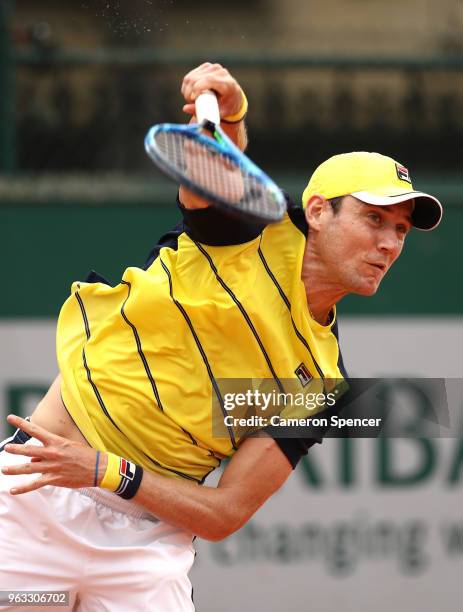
304, 194, 330, 230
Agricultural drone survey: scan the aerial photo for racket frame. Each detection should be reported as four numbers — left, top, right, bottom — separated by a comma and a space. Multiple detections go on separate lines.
144, 91, 286, 224
144, 121, 286, 224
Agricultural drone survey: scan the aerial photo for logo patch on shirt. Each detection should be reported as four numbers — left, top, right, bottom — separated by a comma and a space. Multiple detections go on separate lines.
396, 163, 411, 184
119, 458, 136, 481
295, 363, 313, 387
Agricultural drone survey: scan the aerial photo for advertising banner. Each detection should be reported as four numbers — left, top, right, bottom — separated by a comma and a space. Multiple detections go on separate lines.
1, 317, 462, 612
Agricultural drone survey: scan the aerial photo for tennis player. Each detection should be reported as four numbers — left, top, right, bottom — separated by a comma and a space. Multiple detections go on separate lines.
0, 63, 443, 611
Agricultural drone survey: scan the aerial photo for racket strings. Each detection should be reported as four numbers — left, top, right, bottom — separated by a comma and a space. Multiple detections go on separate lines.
155, 131, 276, 215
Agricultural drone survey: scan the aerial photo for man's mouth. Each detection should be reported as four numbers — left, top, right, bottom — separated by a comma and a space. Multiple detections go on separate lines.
366, 262, 387, 273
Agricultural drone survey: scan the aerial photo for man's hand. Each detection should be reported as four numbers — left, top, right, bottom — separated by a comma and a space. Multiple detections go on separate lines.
1, 414, 104, 495
181, 62, 243, 121
179, 62, 249, 210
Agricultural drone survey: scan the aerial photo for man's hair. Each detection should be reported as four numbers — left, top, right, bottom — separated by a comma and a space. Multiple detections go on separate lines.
329, 196, 345, 215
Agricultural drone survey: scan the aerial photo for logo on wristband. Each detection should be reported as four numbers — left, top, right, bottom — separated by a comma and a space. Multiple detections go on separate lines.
119, 458, 136, 481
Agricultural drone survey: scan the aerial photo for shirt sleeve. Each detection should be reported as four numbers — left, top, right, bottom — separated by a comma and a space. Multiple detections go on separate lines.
269, 378, 379, 468
142, 191, 296, 267
270, 320, 350, 468
265, 416, 329, 469
142, 221, 184, 270
177, 195, 267, 246
272, 437, 320, 469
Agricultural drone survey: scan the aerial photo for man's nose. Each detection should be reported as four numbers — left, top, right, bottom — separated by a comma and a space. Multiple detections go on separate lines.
377, 228, 401, 256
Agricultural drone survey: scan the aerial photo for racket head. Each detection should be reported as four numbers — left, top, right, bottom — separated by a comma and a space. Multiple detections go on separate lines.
144, 122, 287, 224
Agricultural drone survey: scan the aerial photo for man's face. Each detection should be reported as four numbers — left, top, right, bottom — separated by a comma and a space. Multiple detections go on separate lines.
316, 196, 413, 296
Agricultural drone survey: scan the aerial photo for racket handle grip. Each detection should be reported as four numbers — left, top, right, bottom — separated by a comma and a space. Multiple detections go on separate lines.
195, 90, 220, 125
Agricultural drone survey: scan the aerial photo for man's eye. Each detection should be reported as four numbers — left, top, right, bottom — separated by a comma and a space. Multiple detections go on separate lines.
368, 213, 381, 223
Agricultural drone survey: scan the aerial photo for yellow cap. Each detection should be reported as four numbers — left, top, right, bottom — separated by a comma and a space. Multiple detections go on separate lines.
302, 151, 442, 231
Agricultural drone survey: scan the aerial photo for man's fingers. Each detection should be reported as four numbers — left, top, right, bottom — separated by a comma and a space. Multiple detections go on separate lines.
10, 475, 51, 496
181, 63, 236, 107
187, 77, 220, 102
2, 460, 54, 476
3, 443, 49, 458
6, 414, 56, 445
181, 62, 214, 97
183, 103, 195, 116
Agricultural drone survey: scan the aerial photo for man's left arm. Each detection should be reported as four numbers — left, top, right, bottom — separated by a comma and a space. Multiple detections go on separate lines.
2, 416, 292, 542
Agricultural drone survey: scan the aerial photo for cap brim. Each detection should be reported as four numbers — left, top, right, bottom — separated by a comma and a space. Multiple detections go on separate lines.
351, 190, 443, 231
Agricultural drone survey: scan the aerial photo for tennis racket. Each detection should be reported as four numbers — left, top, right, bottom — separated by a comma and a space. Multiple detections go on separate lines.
144, 91, 287, 224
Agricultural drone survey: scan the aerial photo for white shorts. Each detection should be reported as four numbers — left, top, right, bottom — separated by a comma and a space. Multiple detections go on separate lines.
0, 433, 196, 611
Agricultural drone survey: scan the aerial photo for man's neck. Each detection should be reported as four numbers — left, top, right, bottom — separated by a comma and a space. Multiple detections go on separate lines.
301, 241, 347, 326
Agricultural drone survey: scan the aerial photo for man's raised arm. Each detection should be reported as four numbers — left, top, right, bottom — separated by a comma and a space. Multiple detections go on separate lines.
179, 62, 248, 210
